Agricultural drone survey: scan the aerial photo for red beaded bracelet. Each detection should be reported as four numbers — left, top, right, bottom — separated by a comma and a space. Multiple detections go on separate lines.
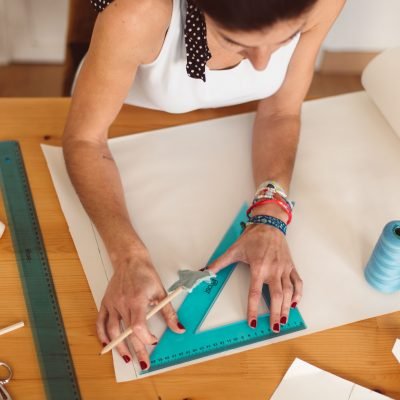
247, 198, 292, 224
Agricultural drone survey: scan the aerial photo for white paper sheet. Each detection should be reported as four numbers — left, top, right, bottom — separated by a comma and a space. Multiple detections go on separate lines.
271, 358, 393, 400
42, 50, 400, 382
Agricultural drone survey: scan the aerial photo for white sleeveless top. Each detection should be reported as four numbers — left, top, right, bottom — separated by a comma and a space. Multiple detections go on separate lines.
127, 0, 301, 113
76, 0, 301, 114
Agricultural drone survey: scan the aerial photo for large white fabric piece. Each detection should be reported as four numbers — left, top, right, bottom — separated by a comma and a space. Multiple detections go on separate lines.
42, 48, 400, 381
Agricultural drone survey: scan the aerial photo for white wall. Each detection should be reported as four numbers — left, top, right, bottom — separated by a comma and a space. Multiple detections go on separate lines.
0, 0, 400, 65
323, 0, 400, 52
0, 0, 10, 64
1, 0, 68, 64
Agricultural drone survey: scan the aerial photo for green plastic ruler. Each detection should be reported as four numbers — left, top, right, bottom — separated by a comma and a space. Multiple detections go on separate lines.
0, 141, 81, 399
145, 203, 306, 373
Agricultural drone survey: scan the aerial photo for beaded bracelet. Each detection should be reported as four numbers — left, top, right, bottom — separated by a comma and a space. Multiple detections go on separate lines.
247, 198, 293, 224
255, 181, 288, 200
253, 192, 294, 211
250, 181, 294, 221
254, 181, 294, 209
241, 215, 287, 235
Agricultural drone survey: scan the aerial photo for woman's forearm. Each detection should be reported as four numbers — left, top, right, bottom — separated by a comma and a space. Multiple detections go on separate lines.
63, 137, 147, 267
251, 109, 301, 220
252, 109, 301, 193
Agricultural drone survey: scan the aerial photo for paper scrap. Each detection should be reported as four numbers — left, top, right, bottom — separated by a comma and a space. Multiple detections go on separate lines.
392, 339, 400, 363
271, 359, 393, 400
0, 221, 5, 239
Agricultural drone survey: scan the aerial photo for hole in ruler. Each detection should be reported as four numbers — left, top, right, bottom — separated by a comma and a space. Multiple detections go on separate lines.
4, 156, 11, 164
197, 263, 269, 332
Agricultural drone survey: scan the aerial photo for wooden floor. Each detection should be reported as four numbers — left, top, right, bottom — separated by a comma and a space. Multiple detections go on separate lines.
0, 63, 363, 99
0, 64, 65, 97
307, 72, 363, 99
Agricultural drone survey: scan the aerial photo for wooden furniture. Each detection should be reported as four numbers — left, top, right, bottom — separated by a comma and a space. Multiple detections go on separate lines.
0, 98, 399, 399
63, 0, 97, 96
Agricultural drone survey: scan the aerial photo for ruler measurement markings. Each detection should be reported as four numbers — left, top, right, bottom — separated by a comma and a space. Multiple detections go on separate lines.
0, 141, 80, 399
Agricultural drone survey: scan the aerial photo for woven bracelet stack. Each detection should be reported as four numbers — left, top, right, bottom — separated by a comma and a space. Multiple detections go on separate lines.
241, 181, 295, 236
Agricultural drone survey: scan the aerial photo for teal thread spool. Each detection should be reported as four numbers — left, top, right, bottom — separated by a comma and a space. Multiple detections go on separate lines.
364, 221, 400, 293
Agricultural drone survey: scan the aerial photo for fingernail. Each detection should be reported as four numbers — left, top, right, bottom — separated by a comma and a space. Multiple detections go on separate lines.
177, 322, 185, 330
152, 341, 158, 346
102, 342, 107, 347
140, 361, 148, 370
291, 302, 297, 309
280, 316, 287, 325
122, 355, 131, 363
250, 319, 257, 328
273, 323, 280, 333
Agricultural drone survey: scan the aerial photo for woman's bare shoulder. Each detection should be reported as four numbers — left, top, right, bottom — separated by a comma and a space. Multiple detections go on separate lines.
98, 0, 172, 23
302, 0, 346, 33
90, 0, 174, 64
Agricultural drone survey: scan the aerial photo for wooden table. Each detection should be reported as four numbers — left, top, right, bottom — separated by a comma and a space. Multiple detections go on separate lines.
0, 98, 399, 400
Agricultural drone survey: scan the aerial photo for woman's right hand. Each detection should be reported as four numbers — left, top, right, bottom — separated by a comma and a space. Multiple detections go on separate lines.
96, 248, 185, 371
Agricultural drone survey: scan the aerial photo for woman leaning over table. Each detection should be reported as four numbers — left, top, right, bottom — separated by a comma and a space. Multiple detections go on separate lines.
62, 0, 345, 370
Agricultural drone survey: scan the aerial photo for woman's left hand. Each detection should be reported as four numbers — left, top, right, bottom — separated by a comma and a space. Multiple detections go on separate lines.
207, 211, 303, 333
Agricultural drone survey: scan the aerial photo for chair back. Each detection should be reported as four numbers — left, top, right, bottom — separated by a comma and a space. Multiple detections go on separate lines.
63, 0, 97, 96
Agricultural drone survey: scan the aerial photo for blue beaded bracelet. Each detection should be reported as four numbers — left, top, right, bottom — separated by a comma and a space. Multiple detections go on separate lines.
241, 215, 287, 235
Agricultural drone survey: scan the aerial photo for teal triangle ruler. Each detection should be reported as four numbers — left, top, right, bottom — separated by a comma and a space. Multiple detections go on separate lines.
144, 203, 306, 374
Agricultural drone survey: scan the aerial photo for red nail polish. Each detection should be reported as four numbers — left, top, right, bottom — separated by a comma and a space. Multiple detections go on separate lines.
280, 316, 287, 325
291, 302, 297, 308
250, 319, 257, 328
122, 355, 131, 363
273, 323, 280, 332
102, 342, 107, 347
152, 341, 158, 346
177, 322, 185, 330
140, 361, 148, 370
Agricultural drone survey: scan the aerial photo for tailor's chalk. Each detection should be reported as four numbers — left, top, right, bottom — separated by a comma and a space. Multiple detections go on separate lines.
168, 269, 216, 292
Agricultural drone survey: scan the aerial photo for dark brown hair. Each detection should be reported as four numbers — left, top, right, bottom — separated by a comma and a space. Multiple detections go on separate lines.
195, 0, 318, 31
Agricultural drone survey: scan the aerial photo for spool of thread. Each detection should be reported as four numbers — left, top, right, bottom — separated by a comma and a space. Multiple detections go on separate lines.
364, 221, 400, 293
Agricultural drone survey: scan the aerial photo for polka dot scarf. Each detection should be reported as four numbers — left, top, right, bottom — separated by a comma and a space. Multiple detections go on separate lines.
184, 0, 212, 82
90, 0, 111, 12
90, 0, 212, 82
